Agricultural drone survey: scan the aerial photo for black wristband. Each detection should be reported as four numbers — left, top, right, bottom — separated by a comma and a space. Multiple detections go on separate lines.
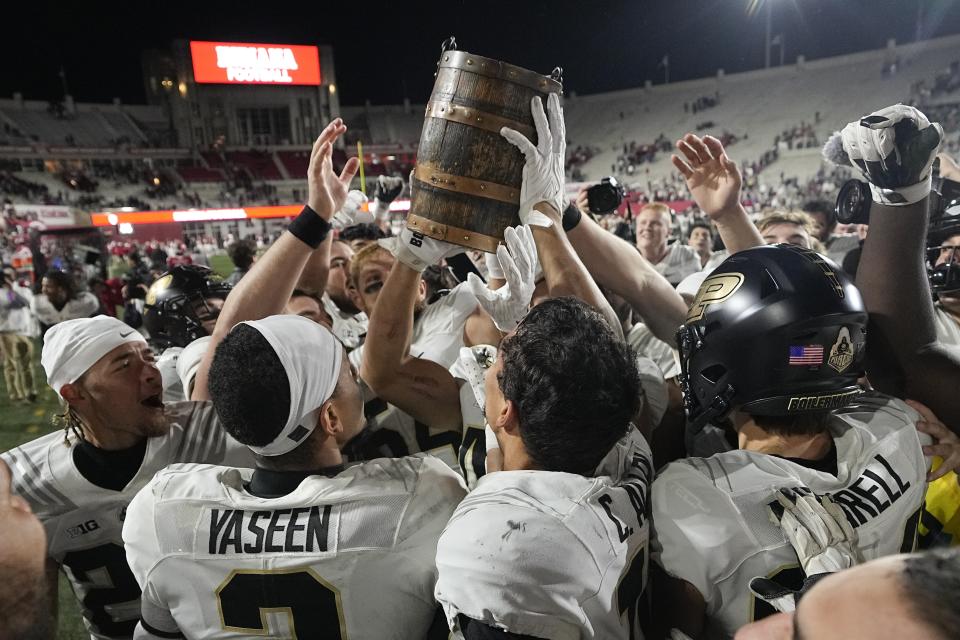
288, 206, 331, 249
561, 201, 583, 232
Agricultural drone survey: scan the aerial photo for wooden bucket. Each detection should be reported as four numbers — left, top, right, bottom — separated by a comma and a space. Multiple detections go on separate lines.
407, 38, 562, 252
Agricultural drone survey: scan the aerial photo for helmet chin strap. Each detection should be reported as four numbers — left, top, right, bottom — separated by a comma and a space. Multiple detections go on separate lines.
684, 383, 736, 436
676, 322, 737, 435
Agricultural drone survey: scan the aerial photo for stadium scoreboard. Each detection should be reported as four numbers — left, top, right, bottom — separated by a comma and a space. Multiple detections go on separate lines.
189, 41, 322, 86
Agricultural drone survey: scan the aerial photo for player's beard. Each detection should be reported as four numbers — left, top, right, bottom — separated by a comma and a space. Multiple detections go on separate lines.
130, 399, 171, 439
330, 291, 360, 315
413, 297, 427, 319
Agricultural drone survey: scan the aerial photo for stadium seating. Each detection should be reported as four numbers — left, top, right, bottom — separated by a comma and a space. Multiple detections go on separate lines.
2, 34, 959, 213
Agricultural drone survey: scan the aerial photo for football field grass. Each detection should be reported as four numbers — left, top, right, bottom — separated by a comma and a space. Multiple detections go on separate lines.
0, 255, 236, 638
0, 340, 91, 639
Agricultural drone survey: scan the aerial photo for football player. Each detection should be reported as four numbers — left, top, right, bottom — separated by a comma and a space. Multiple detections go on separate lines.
833, 104, 960, 430
926, 205, 960, 346
651, 244, 933, 638
32, 270, 101, 336
124, 118, 465, 639
431, 94, 655, 639
142, 265, 231, 402
346, 237, 501, 371
736, 489, 960, 640
0, 315, 253, 639
361, 223, 538, 484
123, 315, 465, 640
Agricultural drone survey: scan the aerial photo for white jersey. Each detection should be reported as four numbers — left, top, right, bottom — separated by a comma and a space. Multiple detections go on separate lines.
436, 427, 654, 640
701, 250, 728, 272
347, 283, 479, 371
650, 242, 700, 286
123, 456, 466, 640
1, 401, 254, 640
343, 382, 463, 472
0, 282, 37, 336
626, 323, 679, 379
157, 337, 210, 403
411, 283, 479, 369
652, 394, 929, 637
933, 303, 960, 347
32, 291, 100, 328
157, 347, 184, 403
824, 233, 860, 266
321, 292, 367, 350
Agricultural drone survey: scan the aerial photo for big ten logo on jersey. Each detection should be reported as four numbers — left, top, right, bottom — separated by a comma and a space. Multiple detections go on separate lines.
67, 519, 101, 539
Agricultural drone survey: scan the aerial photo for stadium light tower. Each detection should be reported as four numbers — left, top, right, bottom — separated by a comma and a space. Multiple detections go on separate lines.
765, 0, 773, 68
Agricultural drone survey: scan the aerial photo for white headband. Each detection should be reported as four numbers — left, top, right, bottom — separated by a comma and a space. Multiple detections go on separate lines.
41, 316, 147, 398
239, 315, 343, 456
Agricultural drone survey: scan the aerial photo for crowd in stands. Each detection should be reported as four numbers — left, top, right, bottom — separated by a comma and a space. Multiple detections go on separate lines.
613, 133, 674, 175
911, 59, 960, 101
566, 144, 597, 180
684, 92, 719, 113
775, 120, 819, 150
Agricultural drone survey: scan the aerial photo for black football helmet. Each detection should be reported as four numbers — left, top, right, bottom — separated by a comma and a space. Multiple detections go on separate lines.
676, 244, 867, 433
143, 265, 232, 349
926, 201, 960, 296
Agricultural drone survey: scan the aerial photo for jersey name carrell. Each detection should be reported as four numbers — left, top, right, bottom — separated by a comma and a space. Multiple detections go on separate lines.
778, 453, 912, 528
207, 505, 333, 555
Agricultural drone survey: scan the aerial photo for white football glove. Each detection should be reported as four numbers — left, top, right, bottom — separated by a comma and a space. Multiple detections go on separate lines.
749, 489, 863, 613
774, 489, 863, 575
466, 226, 538, 332
331, 190, 372, 229
484, 251, 505, 280
379, 227, 464, 273
500, 93, 566, 227
839, 104, 943, 206
451, 344, 497, 413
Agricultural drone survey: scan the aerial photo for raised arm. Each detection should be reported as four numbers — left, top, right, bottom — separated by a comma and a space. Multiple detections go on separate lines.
530, 208, 622, 338
192, 119, 359, 400
836, 104, 960, 429
672, 133, 764, 254
500, 94, 622, 338
360, 239, 462, 430
566, 212, 686, 345
295, 234, 333, 296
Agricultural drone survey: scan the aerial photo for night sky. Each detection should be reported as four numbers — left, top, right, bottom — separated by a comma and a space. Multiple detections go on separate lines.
3, 0, 959, 106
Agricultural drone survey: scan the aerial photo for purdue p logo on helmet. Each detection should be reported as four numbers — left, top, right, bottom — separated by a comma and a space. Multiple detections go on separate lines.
676, 245, 867, 432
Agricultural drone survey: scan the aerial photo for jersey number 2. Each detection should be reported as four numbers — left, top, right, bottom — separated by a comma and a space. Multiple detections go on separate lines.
62, 543, 141, 637
217, 568, 346, 638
